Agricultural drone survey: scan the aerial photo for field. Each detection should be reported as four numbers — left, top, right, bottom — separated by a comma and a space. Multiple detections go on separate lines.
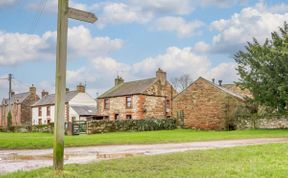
3, 142, 288, 178
0, 129, 288, 149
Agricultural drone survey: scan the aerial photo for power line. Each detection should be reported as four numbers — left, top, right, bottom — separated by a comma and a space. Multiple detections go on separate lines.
28, 0, 48, 34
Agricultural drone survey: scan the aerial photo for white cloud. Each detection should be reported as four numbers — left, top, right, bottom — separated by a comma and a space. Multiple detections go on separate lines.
96, 2, 153, 28
0, 0, 16, 7
207, 1, 288, 53
66, 47, 238, 96
0, 26, 124, 66
152, 16, 204, 37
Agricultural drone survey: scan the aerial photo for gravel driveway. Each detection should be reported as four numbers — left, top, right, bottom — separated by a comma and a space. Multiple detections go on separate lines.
1, 138, 288, 175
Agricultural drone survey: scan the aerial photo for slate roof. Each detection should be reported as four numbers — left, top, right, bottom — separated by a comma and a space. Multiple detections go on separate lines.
199, 77, 245, 100
98, 78, 156, 98
32, 91, 78, 106
2, 92, 30, 105
71, 105, 97, 116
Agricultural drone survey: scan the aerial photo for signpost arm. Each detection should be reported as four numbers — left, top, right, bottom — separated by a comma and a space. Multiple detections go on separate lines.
54, 0, 68, 170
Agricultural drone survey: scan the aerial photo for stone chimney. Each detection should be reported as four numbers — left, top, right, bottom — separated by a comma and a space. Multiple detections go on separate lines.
41, 90, 49, 98
11, 91, 15, 96
76, 83, 85, 93
218, 80, 222, 86
212, 78, 215, 84
66, 88, 70, 92
156, 68, 167, 86
115, 76, 124, 86
29, 84, 36, 95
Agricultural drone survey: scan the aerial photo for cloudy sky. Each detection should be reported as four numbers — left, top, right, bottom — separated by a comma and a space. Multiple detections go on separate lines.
0, 0, 287, 99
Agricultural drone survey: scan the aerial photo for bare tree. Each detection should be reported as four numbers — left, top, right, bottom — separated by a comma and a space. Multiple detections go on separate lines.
171, 74, 193, 92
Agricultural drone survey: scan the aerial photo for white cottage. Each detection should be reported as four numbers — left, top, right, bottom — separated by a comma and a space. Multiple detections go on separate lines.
31, 84, 96, 125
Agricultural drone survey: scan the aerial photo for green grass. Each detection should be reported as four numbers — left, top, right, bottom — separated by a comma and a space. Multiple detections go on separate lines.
3, 143, 288, 178
0, 129, 287, 149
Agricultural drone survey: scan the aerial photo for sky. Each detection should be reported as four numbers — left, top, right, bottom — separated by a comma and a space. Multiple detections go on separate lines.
0, 0, 287, 99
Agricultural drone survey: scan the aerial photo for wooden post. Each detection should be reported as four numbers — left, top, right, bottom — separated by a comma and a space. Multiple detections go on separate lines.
54, 0, 68, 170
54, 0, 96, 170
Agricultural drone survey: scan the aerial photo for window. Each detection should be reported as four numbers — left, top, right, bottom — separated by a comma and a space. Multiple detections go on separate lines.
115, 114, 119, 120
47, 106, 51, 116
166, 99, 170, 108
126, 96, 132, 108
104, 99, 109, 110
126, 115, 132, 120
47, 119, 51, 124
38, 107, 42, 117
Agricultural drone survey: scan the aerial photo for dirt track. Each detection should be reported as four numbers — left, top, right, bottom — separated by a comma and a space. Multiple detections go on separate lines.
1, 138, 288, 175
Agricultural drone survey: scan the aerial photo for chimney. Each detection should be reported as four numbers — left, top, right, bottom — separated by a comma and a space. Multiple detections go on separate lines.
156, 68, 166, 86
11, 91, 15, 96
76, 83, 85, 93
218, 80, 222, 86
115, 76, 124, 86
212, 78, 215, 83
66, 88, 70, 92
29, 84, 36, 95
41, 90, 49, 98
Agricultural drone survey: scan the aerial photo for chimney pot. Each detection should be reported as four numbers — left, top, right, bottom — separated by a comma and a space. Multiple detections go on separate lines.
76, 83, 85, 93
41, 90, 49, 98
29, 84, 36, 95
212, 78, 215, 83
115, 76, 124, 86
218, 80, 223, 86
156, 68, 167, 86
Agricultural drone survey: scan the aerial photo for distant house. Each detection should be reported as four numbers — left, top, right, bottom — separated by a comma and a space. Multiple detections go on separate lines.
97, 68, 177, 120
0, 85, 39, 127
31, 84, 96, 125
173, 77, 246, 130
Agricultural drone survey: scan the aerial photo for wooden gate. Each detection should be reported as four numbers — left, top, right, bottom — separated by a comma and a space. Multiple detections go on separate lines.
72, 120, 87, 135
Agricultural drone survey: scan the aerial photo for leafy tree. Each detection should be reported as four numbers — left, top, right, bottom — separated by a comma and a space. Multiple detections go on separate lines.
234, 22, 288, 113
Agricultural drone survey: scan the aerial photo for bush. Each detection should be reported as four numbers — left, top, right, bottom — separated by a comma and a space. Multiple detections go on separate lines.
87, 118, 177, 134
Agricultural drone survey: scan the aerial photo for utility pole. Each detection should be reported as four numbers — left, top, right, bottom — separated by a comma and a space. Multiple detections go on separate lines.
54, 0, 96, 170
8, 74, 12, 100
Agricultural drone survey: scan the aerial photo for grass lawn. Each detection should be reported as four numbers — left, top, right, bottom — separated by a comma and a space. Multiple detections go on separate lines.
0, 129, 287, 149
3, 143, 288, 178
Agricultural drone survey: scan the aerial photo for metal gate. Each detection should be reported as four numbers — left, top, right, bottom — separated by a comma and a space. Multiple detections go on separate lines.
72, 121, 87, 135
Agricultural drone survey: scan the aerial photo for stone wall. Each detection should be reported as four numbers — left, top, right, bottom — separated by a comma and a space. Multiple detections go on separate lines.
236, 116, 288, 129
87, 118, 176, 134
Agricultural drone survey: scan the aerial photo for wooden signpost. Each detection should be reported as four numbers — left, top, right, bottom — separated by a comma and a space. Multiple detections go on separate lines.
54, 0, 96, 170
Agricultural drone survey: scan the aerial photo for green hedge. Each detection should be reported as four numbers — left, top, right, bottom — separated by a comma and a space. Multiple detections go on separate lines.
87, 118, 177, 134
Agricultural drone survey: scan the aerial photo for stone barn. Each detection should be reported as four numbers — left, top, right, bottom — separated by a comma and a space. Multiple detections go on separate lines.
173, 77, 246, 130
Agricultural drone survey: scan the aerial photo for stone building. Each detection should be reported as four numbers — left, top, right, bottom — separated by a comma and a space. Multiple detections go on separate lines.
97, 69, 176, 120
0, 85, 39, 127
31, 84, 96, 125
173, 77, 246, 130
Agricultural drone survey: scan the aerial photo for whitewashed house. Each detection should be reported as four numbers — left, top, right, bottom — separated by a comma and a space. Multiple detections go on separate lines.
31, 84, 96, 125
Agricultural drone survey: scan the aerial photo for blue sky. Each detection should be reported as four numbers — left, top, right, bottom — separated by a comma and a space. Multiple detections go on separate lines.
0, 0, 287, 99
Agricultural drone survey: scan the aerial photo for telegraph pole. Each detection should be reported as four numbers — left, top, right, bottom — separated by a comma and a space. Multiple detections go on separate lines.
8, 74, 12, 100
54, 0, 96, 170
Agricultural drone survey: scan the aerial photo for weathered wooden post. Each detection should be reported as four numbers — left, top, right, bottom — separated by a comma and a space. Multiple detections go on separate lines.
54, 0, 96, 170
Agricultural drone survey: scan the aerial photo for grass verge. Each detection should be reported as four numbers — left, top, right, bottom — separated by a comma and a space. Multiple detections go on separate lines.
2, 143, 288, 177
0, 129, 287, 149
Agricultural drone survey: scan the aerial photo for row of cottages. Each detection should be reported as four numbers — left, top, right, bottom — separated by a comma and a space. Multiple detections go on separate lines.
0, 85, 39, 127
31, 84, 96, 125
96, 69, 177, 120
173, 77, 248, 130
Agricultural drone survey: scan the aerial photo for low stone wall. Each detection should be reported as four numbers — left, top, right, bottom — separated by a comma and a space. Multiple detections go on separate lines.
31, 124, 54, 133
87, 118, 176, 134
236, 116, 288, 129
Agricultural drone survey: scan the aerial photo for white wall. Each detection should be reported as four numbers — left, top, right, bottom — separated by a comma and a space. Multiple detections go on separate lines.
69, 93, 96, 106
32, 105, 55, 125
